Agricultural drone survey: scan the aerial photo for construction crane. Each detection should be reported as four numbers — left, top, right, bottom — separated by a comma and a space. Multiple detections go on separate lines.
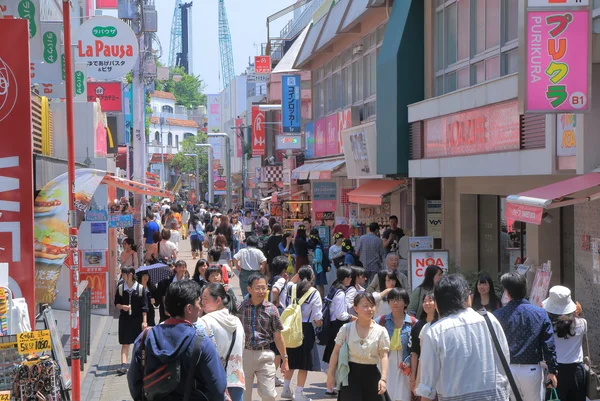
168, 0, 235, 88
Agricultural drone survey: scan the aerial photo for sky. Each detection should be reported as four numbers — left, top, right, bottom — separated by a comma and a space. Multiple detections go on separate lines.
154, 0, 296, 94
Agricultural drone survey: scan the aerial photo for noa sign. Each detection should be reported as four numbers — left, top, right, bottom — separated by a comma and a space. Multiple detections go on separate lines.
74, 16, 139, 80
410, 250, 449, 290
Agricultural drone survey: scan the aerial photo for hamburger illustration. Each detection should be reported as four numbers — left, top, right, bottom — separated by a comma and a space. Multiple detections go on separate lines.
34, 187, 63, 214
34, 218, 69, 261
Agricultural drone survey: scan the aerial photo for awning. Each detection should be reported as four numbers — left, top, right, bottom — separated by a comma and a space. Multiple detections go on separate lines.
505, 173, 600, 225
150, 153, 174, 164
102, 175, 174, 199
272, 24, 311, 74
347, 179, 407, 205
291, 159, 345, 180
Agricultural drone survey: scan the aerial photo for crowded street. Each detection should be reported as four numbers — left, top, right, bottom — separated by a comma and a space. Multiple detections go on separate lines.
1, 0, 600, 401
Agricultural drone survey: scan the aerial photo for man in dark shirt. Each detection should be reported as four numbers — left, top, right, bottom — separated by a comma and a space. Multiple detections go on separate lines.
382, 215, 404, 254
494, 272, 558, 401
265, 224, 284, 274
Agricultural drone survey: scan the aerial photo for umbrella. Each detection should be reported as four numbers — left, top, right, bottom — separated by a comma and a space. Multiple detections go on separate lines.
136, 263, 172, 284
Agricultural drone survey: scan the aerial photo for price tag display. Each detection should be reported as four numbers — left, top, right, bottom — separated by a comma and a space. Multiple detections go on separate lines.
17, 330, 52, 355
0, 391, 10, 401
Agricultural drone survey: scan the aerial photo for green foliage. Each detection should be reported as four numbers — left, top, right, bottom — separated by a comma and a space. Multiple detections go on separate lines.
155, 66, 207, 109
170, 134, 210, 184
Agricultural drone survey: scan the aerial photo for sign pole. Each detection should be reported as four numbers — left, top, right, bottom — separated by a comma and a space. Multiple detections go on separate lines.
62, 1, 81, 399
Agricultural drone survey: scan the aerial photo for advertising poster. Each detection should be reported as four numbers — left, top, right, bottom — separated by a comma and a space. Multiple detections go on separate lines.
0, 19, 36, 324
108, 214, 133, 228
408, 237, 434, 251
313, 182, 337, 212
207, 94, 221, 132
592, 238, 600, 284
81, 272, 107, 306
282, 75, 301, 133
34, 169, 106, 304
255, 56, 271, 74
326, 113, 339, 155
315, 118, 326, 157
304, 122, 315, 159
556, 113, 579, 156
526, 10, 590, 112
251, 105, 265, 156
317, 226, 330, 248
410, 250, 449, 290
530, 269, 552, 307
81, 250, 108, 273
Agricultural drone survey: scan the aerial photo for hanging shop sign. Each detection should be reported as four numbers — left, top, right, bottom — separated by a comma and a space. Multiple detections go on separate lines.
255, 56, 271, 74
30, 22, 63, 84
282, 75, 301, 133
313, 181, 337, 212
423, 101, 520, 158
342, 122, 379, 179
74, 15, 139, 80
304, 122, 315, 159
14, 0, 43, 61
0, 19, 36, 326
410, 250, 449, 290
87, 82, 122, 112
252, 105, 266, 156
108, 213, 133, 228
409, 236, 434, 251
525, 8, 590, 113
315, 211, 335, 221
505, 202, 544, 225
315, 118, 326, 157
556, 113, 579, 156
276, 135, 303, 150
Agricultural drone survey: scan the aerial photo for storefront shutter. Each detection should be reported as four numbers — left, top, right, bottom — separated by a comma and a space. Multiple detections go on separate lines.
520, 114, 545, 150
409, 121, 423, 160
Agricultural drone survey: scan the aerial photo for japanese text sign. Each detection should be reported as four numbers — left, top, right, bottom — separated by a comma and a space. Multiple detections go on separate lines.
82, 273, 107, 305
87, 82, 122, 112
17, 330, 51, 354
556, 113, 579, 156
526, 10, 590, 112
505, 202, 544, 225
282, 75, 301, 133
313, 181, 337, 212
315, 119, 326, 157
75, 16, 139, 80
255, 56, 271, 74
252, 106, 266, 156
326, 113, 339, 155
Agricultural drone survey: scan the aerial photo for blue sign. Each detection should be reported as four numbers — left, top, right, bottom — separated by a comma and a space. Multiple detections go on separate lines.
282, 75, 301, 133
304, 122, 315, 159
124, 84, 133, 143
85, 210, 108, 222
90, 222, 107, 234
108, 214, 133, 228
312, 181, 337, 201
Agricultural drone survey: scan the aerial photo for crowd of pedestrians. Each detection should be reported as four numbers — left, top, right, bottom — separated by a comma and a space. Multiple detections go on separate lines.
115, 204, 589, 401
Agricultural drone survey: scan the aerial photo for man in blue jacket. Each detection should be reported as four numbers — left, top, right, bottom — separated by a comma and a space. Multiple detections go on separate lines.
127, 279, 227, 401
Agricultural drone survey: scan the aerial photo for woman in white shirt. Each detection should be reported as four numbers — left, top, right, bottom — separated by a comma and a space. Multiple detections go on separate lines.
346, 266, 368, 315
281, 267, 323, 401
157, 228, 177, 263
542, 285, 587, 401
372, 270, 403, 319
327, 293, 391, 401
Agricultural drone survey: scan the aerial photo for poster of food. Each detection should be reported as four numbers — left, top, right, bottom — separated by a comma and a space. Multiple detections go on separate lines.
34, 169, 106, 304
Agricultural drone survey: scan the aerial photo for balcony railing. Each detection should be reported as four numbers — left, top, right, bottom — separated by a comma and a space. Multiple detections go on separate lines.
147, 144, 179, 154
154, 112, 190, 121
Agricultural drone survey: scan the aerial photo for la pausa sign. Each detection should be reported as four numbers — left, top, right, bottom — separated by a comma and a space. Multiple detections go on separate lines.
75, 16, 138, 80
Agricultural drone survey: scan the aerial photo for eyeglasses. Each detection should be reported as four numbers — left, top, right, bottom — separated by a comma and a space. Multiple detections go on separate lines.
388, 299, 403, 304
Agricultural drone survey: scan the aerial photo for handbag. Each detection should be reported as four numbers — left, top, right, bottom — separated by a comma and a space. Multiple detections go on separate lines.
286, 254, 296, 275
584, 332, 600, 399
548, 388, 560, 400
478, 310, 524, 401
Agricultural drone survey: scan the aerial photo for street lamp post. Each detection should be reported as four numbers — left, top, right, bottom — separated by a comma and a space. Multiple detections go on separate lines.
208, 133, 232, 211
196, 143, 214, 204
183, 153, 200, 202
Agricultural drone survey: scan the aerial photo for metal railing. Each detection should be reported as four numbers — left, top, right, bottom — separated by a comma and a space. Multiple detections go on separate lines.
78, 287, 92, 370
279, 0, 325, 39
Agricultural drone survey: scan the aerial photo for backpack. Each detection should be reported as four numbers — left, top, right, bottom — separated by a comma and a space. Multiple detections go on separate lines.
315, 288, 342, 345
280, 284, 316, 349
266, 275, 282, 303
118, 282, 144, 298
257, 235, 269, 255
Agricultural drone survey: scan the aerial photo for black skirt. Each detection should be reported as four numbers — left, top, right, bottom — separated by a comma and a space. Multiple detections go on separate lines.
323, 319, 347, 363
288, 322, 318, 371
118, 313, 143, 345
338, 362, 391, 401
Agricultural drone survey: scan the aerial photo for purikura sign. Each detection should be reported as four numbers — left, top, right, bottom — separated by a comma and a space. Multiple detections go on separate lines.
526, 9, 590, 112
75, 16, 139, 80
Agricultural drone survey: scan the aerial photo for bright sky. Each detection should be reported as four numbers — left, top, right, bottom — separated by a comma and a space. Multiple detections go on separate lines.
154, 0, 296, 94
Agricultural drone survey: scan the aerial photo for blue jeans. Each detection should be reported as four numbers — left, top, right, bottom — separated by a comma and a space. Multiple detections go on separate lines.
228, 387, 243, 401
238, 269, 255, 298
232, 238, 240, 254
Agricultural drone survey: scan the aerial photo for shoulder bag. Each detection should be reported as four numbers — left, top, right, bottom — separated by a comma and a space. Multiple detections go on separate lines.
584, 332, 600, 399
478, 310, 523, 401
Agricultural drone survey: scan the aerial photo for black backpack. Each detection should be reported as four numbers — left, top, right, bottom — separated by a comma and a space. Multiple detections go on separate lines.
315, 287, 342, 345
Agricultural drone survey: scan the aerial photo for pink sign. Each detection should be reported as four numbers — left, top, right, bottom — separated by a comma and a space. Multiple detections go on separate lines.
505, 203, 543, 225
526, 10, 589, 112
313, 200, 337, 212
315, 119, 326, 157
326, 113, 339, 155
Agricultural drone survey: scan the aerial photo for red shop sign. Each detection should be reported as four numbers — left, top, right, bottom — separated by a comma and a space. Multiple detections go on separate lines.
0, 19, 36, 326
505, 203, 544, 225
252, 106, 265, 157
88, 82, 122, 112
96, 0, 117, 8
255, 56, 271, 74
423, 101, 520, 158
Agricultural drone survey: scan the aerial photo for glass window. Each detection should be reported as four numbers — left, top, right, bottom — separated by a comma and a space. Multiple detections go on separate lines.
154, 131, 160, 143
485, 55, 500, 80
473, 61, 485, 84
176, 135, 179, 150
457, 0, 469, 60
353, 60, 363, 103
486, 0, 500, 49
435, 10, 444, 72
326, 75, 333, 113
457, 67, 469, 89
445, 3, 457, 65
503, 48, 519, 74
474, 0, 486, 54
335, 71, 342, 110
503, 0, 518, 43
445, 72, 457, 93
168, 132, 173, 146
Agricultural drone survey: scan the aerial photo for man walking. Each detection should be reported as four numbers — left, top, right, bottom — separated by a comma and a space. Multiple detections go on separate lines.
234, 236, 267, 297
494, 272, 558, 401
127, 280, 226, 401
143, 212, 160, 252
382, 215, 404, 254
416, 274, 511, 401
356, 222, 385, 283
240, 273, 288, 401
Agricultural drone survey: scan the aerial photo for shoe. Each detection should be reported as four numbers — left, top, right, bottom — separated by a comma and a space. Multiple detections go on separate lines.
275, 377, 284, 387
116, 365, 128, 375
280, 387, 293, 399
294, 392, 312, 401
324, 390, 337, 397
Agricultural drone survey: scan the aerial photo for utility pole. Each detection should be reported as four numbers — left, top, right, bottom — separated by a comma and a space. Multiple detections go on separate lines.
196, 144, 214, 203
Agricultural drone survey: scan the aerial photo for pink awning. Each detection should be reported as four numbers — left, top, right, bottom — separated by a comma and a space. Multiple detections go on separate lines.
347, 180, 407, 205
505, 173, 600, 225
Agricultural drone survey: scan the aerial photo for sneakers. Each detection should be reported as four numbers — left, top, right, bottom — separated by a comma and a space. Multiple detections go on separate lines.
280, 387, 293, 400
116, 363, 128, 375
294, 392, 312, 401
275, 377, 284, 387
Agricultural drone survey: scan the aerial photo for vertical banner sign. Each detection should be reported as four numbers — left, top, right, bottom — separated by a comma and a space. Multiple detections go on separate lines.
304, 122, 315, 159
556, 113, 578, 156
282, 75, 301, 133
314, 118, 326, 157
326, 113, 339, 155
207, 94, 221, 132
235, 118, 243, 158
0, 19, 36, 326
74, 62, 88, 102
254, 56, 271, 74
252, 106, 266, 156
526, 6, 590, 112
19, 0, 42, 62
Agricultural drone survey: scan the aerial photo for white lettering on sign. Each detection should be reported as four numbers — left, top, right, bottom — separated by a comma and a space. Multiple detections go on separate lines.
0, 156, 21, 262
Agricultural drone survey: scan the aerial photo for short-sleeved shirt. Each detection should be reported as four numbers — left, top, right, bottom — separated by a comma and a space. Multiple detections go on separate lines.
234, 247, 266, 271
144, 221, 160, 244
356, 233, 385, 272
382, 228, 404, 253
240, 299, 284, 350
335, 321, 390, 365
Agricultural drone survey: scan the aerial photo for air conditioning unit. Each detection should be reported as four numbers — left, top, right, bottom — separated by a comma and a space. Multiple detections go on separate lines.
353, 45, 363, 55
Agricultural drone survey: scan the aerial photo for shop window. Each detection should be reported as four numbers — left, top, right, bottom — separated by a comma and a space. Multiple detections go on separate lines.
167, 132, 173, 146
500, 197, 526, 273
162, 105, 173, 113
154, 131, 160, 144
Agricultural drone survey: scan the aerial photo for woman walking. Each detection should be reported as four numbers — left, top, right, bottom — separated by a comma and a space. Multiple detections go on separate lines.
323, 267, 354, 367
341, 239, 357, 266
205, 264, 239, 313
378, 288, 414, 401
294, 225, 310, 270
280, 267, 323, 401
114, 267, 148, 375
407, 265, 443, 317
120, 238, 139, 269
543, 286, 587, 401
266, 224, 284, 274
345, 266, 367, 314
136, 270, 157, 327
144, 231, 161, 264
188, 214, 205, 259
157, 228, 178, 263
216, 215, 234, 253
409, 291, 437, 396
471, 273, 502, 312
309, 228, 327, 297
200, 283, 246, 401
231, 214, 244, 254
327, 293, 391, 401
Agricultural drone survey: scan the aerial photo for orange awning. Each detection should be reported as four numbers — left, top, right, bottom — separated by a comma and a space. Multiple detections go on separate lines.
102, 175, 174, 199
347, 179, 407, 205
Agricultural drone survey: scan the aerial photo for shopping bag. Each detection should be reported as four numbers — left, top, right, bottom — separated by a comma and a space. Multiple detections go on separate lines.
548, 388, 559, 400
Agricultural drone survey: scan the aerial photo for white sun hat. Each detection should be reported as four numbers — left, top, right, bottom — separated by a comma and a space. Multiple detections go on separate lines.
542, 285, 577, 315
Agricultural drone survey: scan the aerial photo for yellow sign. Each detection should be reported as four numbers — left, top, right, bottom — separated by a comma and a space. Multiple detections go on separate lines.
0, 391, 10, 401
17, 330, 52, 355
0, 342, 17, 351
